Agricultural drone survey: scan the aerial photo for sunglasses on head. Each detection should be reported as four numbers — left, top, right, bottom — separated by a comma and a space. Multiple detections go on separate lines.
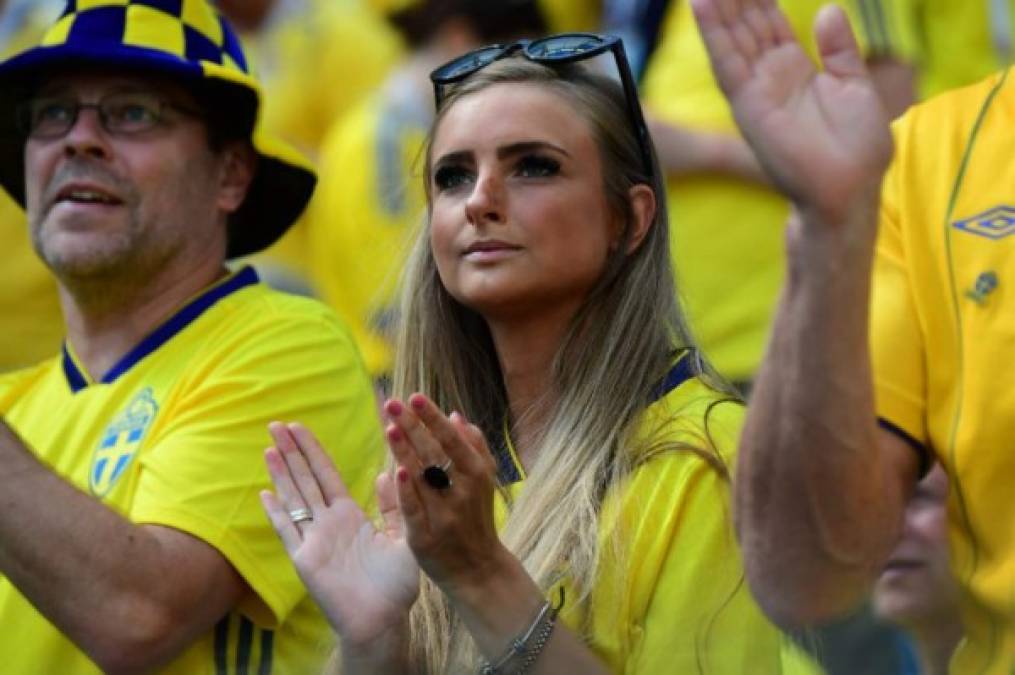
429, 33, 654, 178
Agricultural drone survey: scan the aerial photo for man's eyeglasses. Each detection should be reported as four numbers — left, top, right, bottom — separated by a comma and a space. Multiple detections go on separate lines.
430, 33, 654, 177
17, 91, 201, 139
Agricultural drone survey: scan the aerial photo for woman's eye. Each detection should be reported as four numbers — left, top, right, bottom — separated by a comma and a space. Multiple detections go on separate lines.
433, 165, 472, 191
516, 155, 560, 178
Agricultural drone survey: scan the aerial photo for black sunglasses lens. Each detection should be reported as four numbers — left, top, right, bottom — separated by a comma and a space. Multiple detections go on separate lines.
526, 34, 607, 60
432, 45, 506, 82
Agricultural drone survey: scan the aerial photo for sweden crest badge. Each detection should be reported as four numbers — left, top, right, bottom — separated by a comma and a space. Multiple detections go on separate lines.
90, 388, 159, 497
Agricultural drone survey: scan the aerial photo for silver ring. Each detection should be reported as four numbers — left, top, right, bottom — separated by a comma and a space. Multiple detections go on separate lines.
288, 507, 313, 524
422, 460, 453, 490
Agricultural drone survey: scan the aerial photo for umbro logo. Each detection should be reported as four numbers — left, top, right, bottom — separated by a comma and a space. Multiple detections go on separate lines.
953, 205, 1015, 240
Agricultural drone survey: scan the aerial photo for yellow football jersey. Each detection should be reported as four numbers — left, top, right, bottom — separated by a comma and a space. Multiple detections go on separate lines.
494, 356, 804, 672
0, 0, 68, 373
0, 267, 385, 674
885, 0, 1015, 99
241, 0, 404, 290
641, 0, 880, 382
872, 69, 1015, 674
0, 198, 63, 373
306, 90, 428, 378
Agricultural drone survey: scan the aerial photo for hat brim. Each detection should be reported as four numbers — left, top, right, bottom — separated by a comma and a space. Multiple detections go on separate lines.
0, 43, 316, 259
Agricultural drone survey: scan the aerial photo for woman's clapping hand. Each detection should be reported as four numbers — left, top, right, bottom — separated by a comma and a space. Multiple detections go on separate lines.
260, 422, 420, 649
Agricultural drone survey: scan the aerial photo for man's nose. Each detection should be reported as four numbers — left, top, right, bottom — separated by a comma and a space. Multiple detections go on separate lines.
62, 106, 111, 159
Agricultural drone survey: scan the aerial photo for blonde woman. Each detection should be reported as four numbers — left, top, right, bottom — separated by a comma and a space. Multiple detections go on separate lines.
262, 34, 791, 674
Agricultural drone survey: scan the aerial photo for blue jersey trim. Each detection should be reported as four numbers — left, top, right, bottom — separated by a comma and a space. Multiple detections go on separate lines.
495, 352, 698, 485
62, 267, 260, 393
258, 628, 274, 675
62, 343, 90, 392
877, 417, 931, 478
649, 351, 695, 403
214, 615, 229, 675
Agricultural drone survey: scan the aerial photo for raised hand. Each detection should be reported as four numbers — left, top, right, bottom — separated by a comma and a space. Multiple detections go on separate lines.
692, 0, 893, 223
260, 422, 419, 649
381, 395, 511, 593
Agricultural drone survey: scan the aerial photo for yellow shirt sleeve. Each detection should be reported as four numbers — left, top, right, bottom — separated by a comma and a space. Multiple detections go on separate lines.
306, 96, 427, 377
869, 116, 931, 446
844, 0, 921, 61
129, 306, 385, 627
586, 398, 792, 672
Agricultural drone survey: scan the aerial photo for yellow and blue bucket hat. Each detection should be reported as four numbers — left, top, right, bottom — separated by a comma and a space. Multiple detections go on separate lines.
0, 0, 316, 258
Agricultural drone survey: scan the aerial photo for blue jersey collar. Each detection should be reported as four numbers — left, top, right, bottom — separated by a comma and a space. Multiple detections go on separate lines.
62, 266, 260, 393
495, 351, 696, 485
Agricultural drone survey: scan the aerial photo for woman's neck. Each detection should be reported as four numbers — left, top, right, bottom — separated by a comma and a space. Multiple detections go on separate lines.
487, 308, 574, 468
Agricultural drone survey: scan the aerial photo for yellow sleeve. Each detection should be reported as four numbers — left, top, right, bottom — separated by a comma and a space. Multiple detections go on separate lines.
128, 304, 385, 627
306, 98, 426, 377
588, 400, 791, 673
624, 461, 786, 673
642, 0, 901, 130
843, 0, 921, 61
0, 195, 64, 373
259, 2, 403, 155
870, 116, 929, 447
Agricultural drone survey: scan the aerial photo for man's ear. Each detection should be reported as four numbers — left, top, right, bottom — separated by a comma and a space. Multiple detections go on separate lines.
217, 142, 258, 214
624, 183, 656, 254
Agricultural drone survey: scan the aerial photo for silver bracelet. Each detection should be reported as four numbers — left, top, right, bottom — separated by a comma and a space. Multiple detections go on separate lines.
478, 588, 565, 675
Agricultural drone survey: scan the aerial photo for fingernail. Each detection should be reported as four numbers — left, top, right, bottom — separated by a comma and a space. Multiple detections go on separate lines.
410, 395, 425, 411
386, 400, 403, 417
386, 426, 402, 443
397, 467, 409, 483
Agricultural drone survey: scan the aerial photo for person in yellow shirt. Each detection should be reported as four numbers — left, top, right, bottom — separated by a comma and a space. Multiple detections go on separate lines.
640, 0, 915, 387
217, 0, 404, 294
872, 0, 1015, 99
0, 1, 383, 672
265, 34, 801, 673
696, 0, 1015, 672
0, 0, 65, 372
306, 0, 547, 380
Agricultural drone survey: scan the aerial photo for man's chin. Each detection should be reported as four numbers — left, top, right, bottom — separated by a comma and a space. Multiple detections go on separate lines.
41, 246, 131, 281
36, 228, 133, 278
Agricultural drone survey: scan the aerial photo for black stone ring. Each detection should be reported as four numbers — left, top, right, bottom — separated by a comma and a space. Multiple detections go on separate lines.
422, 460, 453, 490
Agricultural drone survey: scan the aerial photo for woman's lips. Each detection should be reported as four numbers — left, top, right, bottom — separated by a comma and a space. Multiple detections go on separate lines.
462, 241, 521, 262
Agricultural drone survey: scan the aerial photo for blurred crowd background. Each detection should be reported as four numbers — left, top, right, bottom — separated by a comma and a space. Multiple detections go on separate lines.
0, 0, 1007, 673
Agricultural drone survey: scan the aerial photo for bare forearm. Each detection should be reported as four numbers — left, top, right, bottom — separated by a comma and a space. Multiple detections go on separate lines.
738, 205, 914, 626
0, 421, 239, 671
648, 117, 768, 184
340, 621, 413, 675
447, 554, 607, 675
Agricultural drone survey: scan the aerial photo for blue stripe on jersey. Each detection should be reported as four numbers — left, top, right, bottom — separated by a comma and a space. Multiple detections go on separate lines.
214, 615, 229, 675
259, 628, 274, 675
494, 351, 698, 485
237, 616, 254, 674
61, 343, 89, 393
62, 267, 260, 393
649, 351, 695, 403
878, 417, 932, 478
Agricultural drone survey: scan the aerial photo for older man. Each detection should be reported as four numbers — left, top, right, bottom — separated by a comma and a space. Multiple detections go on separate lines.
0, 1, 383, 673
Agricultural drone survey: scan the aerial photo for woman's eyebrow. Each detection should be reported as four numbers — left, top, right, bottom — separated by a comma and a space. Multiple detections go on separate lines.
496, 140, 570, 159
432, 149, 473, 167
433, 141, 571, 168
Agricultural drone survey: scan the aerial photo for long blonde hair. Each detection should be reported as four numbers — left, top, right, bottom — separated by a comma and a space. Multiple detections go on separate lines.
392, 56, 732, 672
